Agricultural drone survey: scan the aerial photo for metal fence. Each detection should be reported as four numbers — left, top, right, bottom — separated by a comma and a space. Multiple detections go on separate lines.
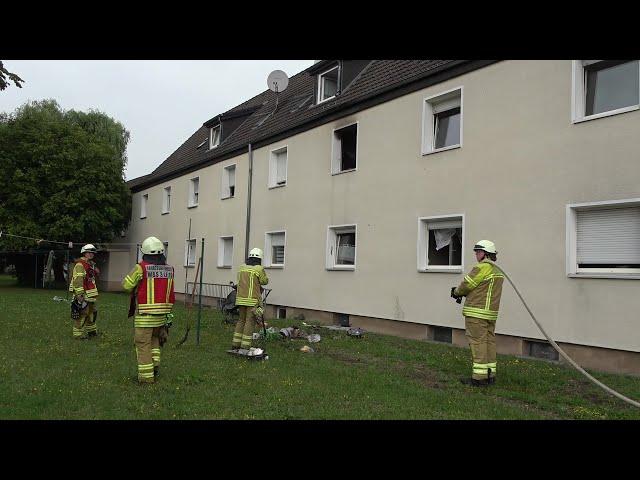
185, 282, 272, 310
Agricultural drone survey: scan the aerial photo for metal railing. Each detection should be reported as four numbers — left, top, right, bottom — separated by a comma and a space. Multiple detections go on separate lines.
185, 282, 272, 310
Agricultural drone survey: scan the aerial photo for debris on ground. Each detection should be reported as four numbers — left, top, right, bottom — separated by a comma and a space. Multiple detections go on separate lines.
279, 326, 307, 339
307, 334, 321, 343
52, 296, 69, 302
347, 327, 365, 338
300, 345, 314, 353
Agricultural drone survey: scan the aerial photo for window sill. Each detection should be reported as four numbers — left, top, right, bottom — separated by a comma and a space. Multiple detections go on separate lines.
268, 183, 287, 190
140, 216, 147, 220
572, 104, 639, 124
187, 204, 198, 209
422, 144, 461, 156
326, 265, 356, 271
331, 168, 357, 176
184, 264, 196, 268
221, 196, 234, 201
568, 273, 640, 280
266, 265, 284, 269
418, 268, 463, 274
316, 95, 336, 105
161, 211, 170, 215
217, 265, 232, 269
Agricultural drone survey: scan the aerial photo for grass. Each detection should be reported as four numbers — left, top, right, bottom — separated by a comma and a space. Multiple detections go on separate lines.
1, 274, 639, 419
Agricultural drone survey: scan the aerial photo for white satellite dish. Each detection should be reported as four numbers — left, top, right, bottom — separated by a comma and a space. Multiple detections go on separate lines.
267, 70, 289, 93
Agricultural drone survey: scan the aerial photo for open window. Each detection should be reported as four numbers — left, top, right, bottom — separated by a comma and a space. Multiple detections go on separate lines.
185, 239, 196, 267
188, 177, 199, 208
221, 164, 236, 199
572, 60, 640, 122
218, 236, 234, 268
269, 146, 288, 188
265, 231, 286, 268
331, 123, 358, 174
326, 225, 356, 270
209, 125, 221, 149
418, 215, 464, 272
317, 65, 339, 103
162, 186, 171, 214
422, 87, 463, 155
567, 199, 640, 277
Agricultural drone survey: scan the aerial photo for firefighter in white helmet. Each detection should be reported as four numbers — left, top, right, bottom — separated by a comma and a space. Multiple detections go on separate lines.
231, 247, 269, 353
122, 237, 175, 384
69, 244, 100, 339
452, 240, 504, 387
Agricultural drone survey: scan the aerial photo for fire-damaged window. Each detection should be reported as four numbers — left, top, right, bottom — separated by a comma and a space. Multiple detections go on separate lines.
332, 123, 358, 174
327, 225, 356, 270
418, 216, 464, 272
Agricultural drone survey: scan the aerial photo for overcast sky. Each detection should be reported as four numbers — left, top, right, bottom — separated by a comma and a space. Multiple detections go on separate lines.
0, 60, 313, 180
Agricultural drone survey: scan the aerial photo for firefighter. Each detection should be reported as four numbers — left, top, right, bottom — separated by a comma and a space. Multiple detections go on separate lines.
231, 247, 269, 353
69, 244, 100, 339
453, 240, 504, 387
122, 236, 175, 384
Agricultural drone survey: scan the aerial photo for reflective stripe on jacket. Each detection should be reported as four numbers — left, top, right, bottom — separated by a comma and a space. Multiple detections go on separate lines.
235, 264, 268, 307
454, 260, 504, 321
70, 259, 99, 300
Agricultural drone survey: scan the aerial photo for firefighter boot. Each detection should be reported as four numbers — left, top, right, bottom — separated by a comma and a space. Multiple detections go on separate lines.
154, 366, 160, 378
487, 368, 495, 385
460, 377, 489, 387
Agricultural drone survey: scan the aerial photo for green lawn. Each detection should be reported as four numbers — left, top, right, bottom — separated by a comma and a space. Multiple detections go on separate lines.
1, 274, 639, 419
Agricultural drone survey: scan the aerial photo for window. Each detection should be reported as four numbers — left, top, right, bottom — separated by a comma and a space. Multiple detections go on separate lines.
185, 239, 196, 267
209, 125, 221, 149
334, 313, 350, 327
140, 194, 148, 219
327, 225, 356, 270
525, 340, 559, 361
188, 177, 199, 208
162, 241, 169, 260
269, 146, 288, 188
567, 199, 640, 277
418, 215, 464, 272
572, 60, 640, 122
221, 164, 236, 199
136, 243, 143, 263
317, 65, 339, 103
429, 326, 453, 344
218, 236, 233, 268
162, 186, 171, 214
265, 231, 286, 267
331, 123, 358, 174
277, 307, 287, 319
422, 87, 463, 155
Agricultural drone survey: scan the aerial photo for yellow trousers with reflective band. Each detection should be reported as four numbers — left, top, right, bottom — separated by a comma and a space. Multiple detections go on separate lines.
232, 306, 258, 349
465, 316, 497, 381
73, 302, 96, 338
135, 326, 163, 383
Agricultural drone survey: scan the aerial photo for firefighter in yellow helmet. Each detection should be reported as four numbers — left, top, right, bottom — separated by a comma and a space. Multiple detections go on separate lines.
69, 244, 100, 339
231, 247, 269, 353
452, 240, 504, 387
122, 237, 175, 384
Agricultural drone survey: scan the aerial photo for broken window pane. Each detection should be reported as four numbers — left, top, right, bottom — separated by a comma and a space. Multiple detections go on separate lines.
336, 124, 357, 171
428, 227, 461, 266
434, 107, 461, 149
336, 232, 356, 265
585, 60, 639, 116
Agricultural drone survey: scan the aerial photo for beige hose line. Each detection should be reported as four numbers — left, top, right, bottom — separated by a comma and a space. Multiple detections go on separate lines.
492, 264, 640, 409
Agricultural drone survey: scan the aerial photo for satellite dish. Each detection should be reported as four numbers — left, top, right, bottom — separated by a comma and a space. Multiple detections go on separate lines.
267, 70, 289, 93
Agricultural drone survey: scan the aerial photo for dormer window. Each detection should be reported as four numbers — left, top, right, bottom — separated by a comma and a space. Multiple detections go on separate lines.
317, 66, 339, 103
209, 125, 221, 149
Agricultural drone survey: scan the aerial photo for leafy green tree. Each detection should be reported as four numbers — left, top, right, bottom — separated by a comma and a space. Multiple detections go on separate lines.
0, 100, 132, 283
0, 61, 24, 91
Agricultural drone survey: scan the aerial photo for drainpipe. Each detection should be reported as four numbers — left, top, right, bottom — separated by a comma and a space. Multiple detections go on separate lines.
244, 143, 253, 260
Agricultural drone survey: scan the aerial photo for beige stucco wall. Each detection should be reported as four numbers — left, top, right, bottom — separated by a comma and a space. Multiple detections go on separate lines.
116, 60, 640, 354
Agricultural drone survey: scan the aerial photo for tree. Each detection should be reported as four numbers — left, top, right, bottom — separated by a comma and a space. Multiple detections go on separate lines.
0, 61, 24, 91
0, 100, 132, 284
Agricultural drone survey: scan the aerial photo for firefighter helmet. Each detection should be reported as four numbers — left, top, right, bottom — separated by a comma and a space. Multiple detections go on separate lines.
141, 236, 165, 255
248, 247, 263, 259
81, 244, 97, 254
473, 240, 497, 254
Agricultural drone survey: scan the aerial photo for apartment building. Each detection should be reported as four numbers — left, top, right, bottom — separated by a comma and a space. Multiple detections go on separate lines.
105, 60, 640, 374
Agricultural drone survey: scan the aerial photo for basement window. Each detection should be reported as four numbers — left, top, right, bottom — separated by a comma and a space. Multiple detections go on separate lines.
525, 340, 559, 361
331, 123, 358, 174
327, 225, 356, 270
429, 326, 453, 344
221, 164, 236, 199
422, 87, 463, 155
277, 307, 286, 319
335, 313, 350, 327
218, 236, 234, 268
317, 65, 339, 103
418, 215, 464, 272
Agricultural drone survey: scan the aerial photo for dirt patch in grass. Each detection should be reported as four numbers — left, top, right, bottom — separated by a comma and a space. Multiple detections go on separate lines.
390, 362, 445, 389
323, 351, 375, 365
562, 378, 617, 407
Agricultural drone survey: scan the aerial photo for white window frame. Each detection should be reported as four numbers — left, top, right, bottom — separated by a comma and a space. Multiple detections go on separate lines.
221, 164, 236, 200
188, 177, 199, 208
417, 214, 465, 273
184, 239, 197, 268
571, 60, 640, 124
326, 224, 357, 270
162, 186, 171, 214
421, 86, 463, 156
331, 121, 359, 175
268, 146, 288, 189
566, 198, 640, 279
162, 241, 169, 260
136, 243, 143, 263
218, 236, 234, 268
209, 125, 221, 149
264, 230, 286, 268
317, 65, 339, 104
140, 193, 148, 219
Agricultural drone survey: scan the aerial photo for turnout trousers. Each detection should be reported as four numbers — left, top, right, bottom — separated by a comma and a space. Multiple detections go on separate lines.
73, 302, 97, 338
232, 306, 257, 349
134, 326, 164, 383
465, 316, 497, 381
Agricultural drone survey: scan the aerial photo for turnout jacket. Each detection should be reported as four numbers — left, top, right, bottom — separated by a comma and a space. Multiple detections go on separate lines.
69, 259, 99, 301
235, 264, 269, 307
122, 261, 175, 327
454, 259, 504, 321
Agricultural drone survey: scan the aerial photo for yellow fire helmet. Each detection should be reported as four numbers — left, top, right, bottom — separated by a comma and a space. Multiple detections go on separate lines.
141, 236, 165, 255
